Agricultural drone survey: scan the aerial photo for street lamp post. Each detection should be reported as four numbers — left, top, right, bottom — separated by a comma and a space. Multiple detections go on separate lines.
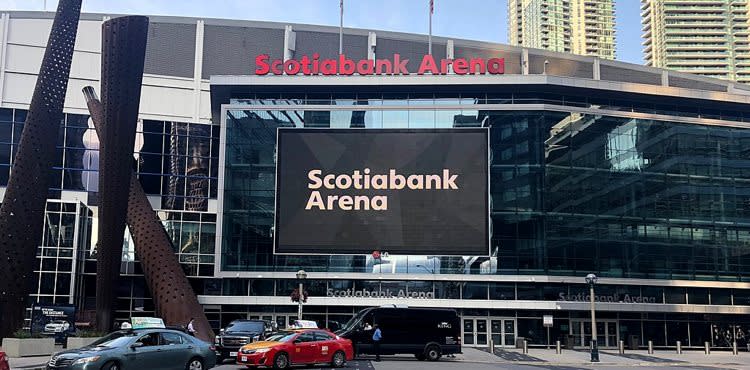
586, 273, 599, 362
296, 269, 307, 320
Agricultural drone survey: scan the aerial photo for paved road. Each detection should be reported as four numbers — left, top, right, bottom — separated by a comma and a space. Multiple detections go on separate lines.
11, 347, 750, 370
213, 356, 748, 370
213, 358, 375, 370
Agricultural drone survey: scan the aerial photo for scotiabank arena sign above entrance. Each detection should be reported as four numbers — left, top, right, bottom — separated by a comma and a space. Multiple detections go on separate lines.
255, 53, 505, 76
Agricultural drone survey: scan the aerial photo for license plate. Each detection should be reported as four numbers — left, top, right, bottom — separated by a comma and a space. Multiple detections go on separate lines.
230, 351, 238, 357
241, 356, 248, 362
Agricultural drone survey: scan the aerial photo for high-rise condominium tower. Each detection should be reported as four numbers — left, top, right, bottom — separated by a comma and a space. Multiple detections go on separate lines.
509, 0, 616, 59
642, 0, 750, 83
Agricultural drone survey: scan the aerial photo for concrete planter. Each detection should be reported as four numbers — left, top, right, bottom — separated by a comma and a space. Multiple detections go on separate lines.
1, 337, 55, 357
66, 337, 101, 349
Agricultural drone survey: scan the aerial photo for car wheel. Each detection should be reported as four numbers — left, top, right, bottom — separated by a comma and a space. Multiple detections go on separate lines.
425, 344, 441, 361
101, 361, 120, 370
273, 352, 290, 369
331, 351, 346, 367
186, 357, 204, 370
415, 353, 426, 361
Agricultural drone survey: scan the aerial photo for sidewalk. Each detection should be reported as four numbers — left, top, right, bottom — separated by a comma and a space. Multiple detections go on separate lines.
9, 355, 49, 370
487, 347, 750, 367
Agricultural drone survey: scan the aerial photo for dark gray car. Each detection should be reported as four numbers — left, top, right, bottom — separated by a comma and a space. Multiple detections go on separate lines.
46, 328, 216, 370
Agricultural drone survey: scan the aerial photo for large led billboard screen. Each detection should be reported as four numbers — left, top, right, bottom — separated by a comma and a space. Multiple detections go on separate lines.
274, 128, 489, 256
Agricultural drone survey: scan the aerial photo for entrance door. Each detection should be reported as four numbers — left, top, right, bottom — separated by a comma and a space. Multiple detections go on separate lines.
570, 320, 618, 347
464, 317, 516, 347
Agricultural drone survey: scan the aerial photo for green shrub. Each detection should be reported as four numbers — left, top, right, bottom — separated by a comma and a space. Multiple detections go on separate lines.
12, 329, 45, 339
76, 330, 106, 338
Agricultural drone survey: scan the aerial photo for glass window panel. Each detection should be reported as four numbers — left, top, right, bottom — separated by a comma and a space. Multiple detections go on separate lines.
664, 287, 686, 304
489, 283, 515, 300
687, 288, 709, 305
55, 273, 71, 295
382, 110, 408, 128
329, 110, 354, 128
408, 110, 435, 128
0, 121, 11, 143
711, 289, 732, 305
462, 282, 488, 300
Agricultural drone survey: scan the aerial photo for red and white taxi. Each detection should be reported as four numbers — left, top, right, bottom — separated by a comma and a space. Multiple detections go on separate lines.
237, 329, 353, 369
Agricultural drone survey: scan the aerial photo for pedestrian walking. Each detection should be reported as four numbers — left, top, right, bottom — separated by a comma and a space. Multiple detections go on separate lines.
372, 323, 382, 362
187, 317, 196, 336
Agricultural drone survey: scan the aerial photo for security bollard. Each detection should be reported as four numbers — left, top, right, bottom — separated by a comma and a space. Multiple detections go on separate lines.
676, 341, 682, 354
704, 341, 710, 355
733, 341, 738, 355
648, 340, 654, 354
556, 340, 562, 354
619, 340, 625, 354
523, 339, 529, 354
489, 339, 495, 353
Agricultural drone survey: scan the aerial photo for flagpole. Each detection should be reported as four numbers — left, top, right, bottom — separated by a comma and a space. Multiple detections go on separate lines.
428, 0, 433, 55
339, 0, 343, 55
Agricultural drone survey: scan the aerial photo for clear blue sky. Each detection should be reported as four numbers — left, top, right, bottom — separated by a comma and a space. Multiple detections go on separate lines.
0, 0, 644, 64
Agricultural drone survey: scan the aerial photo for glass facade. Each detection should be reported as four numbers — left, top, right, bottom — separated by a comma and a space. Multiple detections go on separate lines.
3, 83, 750, 347
0, 107, 220, 323
220, 93, 750, 281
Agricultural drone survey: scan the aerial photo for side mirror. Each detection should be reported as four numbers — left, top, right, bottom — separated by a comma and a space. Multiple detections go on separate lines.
293, 339, 302, 344
130, 342, 143, 350
219, 329, 225, 334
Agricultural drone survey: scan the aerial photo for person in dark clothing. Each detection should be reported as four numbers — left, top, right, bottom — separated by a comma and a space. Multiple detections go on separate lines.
372, 323, 382, 362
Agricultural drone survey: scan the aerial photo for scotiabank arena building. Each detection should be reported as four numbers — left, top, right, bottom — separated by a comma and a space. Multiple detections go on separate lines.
4, 11, 750, 349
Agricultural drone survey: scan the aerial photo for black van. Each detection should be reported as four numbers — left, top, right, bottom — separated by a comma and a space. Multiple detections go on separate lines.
336, 306, 461, 361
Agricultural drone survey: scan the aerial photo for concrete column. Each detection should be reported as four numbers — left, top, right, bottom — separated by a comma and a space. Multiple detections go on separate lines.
593, 57, 600, 80
192, 19, 204, 122
368, 31, 376, 60
0, 13, 10, 105
446, 39, 454, 74
522, 48, 529, 75
283, 25, 296, 61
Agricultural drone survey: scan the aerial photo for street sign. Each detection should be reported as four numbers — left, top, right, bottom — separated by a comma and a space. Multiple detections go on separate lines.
543, 315, 553, 327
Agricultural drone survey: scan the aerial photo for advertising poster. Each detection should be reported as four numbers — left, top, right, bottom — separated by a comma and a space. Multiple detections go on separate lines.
30, 304, 76, 336
274, 128, 490, 256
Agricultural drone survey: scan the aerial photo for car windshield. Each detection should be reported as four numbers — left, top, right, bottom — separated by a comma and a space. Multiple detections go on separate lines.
277, 332, 298, 342
226, 321, 264, 332
90, 331, 136, 347
339, 310, 368, 332
265, 331, 295, 342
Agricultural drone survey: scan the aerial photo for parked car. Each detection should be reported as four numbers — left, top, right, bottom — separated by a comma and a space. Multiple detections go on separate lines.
336, 305, 461, 361
44, 320, 71, 333
236, 329, 353, 369
214, 319, 274, 363
45, 328, 216, 370
0, 348, 9, 370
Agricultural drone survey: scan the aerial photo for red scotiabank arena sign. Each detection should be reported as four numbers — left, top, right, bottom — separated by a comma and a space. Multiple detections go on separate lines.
255, 53, 504, 76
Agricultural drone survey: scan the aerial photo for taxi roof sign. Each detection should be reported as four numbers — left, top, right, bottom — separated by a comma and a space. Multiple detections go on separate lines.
291, 319, 318, 329
130, 317, 166, 329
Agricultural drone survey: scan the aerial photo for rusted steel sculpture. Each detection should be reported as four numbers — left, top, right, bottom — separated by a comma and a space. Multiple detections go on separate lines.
0, 0, 82, 338
95, 16, 149, 332
84, 87, 214, 341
